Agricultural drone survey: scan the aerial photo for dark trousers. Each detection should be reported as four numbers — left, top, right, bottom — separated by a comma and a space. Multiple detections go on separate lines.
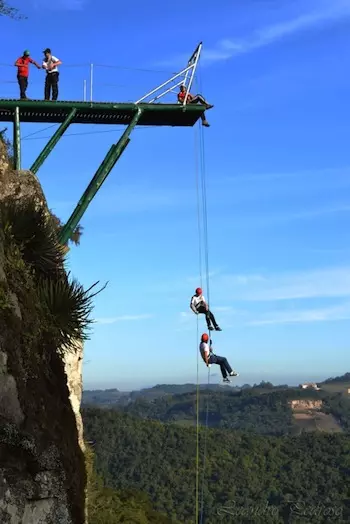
190, 94, 207, 122
209, 354, 232, 378
196, 305, 218, 329
17, 75, 28, 99
45, 72, 59, 101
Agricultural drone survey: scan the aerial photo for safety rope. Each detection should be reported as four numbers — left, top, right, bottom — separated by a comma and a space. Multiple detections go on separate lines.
195, 314, 200, 524
194, 119, 202, 524
199, 114, 211, 524
194, 64, 212, 524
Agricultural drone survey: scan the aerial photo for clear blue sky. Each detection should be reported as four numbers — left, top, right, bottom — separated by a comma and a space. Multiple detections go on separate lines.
2, 0, 350, 390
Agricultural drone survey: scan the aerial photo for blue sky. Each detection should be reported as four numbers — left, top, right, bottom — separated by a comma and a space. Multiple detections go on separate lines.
2, 0, 350, 389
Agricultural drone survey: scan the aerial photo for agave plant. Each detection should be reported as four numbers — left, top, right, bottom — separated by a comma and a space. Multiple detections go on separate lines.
0, 199, 64, 279
38, 275, 106, 352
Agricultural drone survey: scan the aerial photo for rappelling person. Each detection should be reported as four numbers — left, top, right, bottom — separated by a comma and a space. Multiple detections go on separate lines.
190, 287, 221, 331
177, 85, 213, 127
14, 50, 41, 100
42, 48, 62, 101
200, 333, 238, 383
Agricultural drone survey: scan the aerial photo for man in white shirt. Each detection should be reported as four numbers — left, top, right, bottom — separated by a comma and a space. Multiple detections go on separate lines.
190, 287, 221, 331
42, 48, 62, 101
199, 333, 238, 383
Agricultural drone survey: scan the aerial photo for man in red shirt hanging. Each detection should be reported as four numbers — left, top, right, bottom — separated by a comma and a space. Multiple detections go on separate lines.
177, 85, 213, 127
14, 50, 41, 100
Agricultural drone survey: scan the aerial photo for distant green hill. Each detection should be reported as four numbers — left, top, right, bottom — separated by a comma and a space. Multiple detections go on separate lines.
82, 383, 232, 408
322, 372, 350, 384
82, 381, 290, 408
84, 381, 350, 435
118, 387, 301, 436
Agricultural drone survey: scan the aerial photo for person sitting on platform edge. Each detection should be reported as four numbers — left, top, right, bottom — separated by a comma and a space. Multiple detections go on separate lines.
177, 85, 213, 127
190, 287, 221, 331
200, 333, 238, 383
14, 50, 41, 100
42, 48, 62, 101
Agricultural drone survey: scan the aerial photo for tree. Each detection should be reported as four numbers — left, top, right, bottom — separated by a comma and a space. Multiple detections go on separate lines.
0, 0, 25, 19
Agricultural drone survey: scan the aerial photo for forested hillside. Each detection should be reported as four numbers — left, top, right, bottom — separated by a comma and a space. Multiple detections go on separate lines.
86, 447, 177, 523
83, 407, 350, 523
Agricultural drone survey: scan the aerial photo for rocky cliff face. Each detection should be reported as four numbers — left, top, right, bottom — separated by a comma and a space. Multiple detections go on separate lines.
0, 139, 86, 523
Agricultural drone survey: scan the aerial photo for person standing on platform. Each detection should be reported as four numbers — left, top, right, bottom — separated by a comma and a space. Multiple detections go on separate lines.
14, 50, 41, 99
42, 48, 62, 101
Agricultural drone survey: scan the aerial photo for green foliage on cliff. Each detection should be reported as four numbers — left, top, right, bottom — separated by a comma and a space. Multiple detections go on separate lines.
0, 198, 96, 350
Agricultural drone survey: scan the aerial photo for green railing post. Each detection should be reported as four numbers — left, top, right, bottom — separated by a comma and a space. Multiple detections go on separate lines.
30, 108, 77, 174
13, 106, 21, 171
59, 107, 143, 245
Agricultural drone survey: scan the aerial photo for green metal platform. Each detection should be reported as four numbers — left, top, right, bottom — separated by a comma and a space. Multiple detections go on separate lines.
0, 99, 205, 126
0, 98, 206, 246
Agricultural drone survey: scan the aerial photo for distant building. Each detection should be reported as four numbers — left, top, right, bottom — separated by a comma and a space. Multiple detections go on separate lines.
289, 399, 322, 411
300, 382, 320, 390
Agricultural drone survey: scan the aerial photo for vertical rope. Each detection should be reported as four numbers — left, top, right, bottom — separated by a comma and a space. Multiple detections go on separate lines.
194, 117, 203, 524
195, 315, 200, 523
197, 63, 212, 524
200, 367, 210, 524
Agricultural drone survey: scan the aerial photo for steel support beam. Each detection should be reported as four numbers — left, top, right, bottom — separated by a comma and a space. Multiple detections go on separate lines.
59, 107, 143, 245
30, 108, 77, 175
13, 106, 21, 170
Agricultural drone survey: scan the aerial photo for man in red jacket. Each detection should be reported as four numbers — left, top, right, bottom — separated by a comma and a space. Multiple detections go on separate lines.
177, 84, 213, 127
14, 50, 41, 99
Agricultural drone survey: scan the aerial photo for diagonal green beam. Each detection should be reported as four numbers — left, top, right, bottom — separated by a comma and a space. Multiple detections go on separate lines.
59, 107, 143, 245
30, 108, 77, 174
13, 106, 21, 170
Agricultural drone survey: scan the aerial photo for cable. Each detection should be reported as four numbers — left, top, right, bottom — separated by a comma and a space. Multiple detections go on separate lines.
194, 63, 212, 524
22, 124, 58, 140
0, 60, 174, 74
94, 63, 174, 74
200, 367, 210, 524
21, 125, 155, 141
194, 115, 204, 524
195, 314, 200, 524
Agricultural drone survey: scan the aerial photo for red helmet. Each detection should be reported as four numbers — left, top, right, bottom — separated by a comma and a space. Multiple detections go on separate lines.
201, 333, 209, 342
196, 287, 202, 295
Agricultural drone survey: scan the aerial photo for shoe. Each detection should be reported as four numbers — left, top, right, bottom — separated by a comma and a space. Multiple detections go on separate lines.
215, 326, 222, 331
206, 104, 214, 109
223, 377, 230, 383
230, 371, 239, 377
208, 326, 214, 331
202, 120, 210, 127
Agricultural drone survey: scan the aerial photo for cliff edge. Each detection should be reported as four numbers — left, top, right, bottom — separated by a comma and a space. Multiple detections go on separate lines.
0, 137, 87, 523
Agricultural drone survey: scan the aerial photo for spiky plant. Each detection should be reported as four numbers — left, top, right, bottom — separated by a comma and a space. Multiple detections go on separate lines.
38, 276, 105, 352
0, 128, 14, 169
1, 199, 65, 279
